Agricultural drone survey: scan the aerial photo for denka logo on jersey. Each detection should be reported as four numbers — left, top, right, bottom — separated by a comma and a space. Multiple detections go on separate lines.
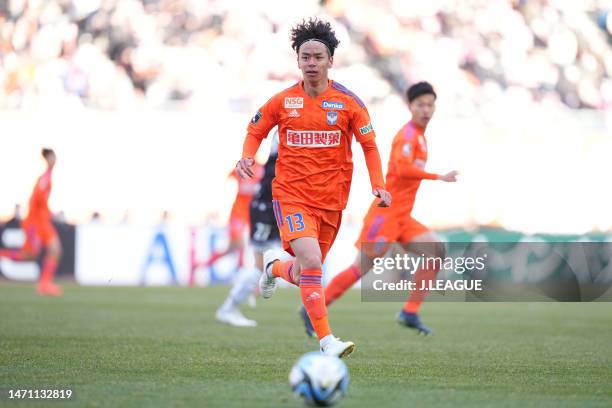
322, 100, 344, 110
284, 97, 304, 109
287, 130, 341, 147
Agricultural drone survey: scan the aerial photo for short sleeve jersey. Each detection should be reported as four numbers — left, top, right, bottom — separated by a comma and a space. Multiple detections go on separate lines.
246, 81, 375, 211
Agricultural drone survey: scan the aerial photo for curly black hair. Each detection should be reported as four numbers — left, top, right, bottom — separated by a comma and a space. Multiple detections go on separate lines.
290, 18, 340, 56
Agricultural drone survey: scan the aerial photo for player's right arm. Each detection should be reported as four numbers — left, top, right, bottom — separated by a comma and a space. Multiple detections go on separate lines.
392, 134, 458, 182
236, 96, 281, 179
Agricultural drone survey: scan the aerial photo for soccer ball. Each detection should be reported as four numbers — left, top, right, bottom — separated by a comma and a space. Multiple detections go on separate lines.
289, 352, 349, 407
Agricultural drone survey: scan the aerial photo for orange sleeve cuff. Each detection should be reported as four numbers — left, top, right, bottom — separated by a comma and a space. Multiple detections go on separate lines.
242, 134, 263, 158
360, 138, 385, 190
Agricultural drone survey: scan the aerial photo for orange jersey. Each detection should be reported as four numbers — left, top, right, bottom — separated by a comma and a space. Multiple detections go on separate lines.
246, 81, 377, 211
24, 168, 53, 225
382, 121, 436, 218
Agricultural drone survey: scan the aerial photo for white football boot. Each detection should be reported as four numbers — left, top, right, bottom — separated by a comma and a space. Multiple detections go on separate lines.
215, 306, 257, 327
259, 249, 283, 299
320, 336, 355, 359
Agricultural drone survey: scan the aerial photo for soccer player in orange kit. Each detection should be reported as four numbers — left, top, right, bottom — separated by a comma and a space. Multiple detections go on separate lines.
300, 82, 458, 336
235, 18, 391, 358
0, 148, 63, 296
198, 164, 263, 277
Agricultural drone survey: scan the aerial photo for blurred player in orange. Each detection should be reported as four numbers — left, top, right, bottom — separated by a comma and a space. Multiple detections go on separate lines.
236, 18, 391, 358
300, 82, 458, 336
0, 148, 63, 296
197, 163, 263, 277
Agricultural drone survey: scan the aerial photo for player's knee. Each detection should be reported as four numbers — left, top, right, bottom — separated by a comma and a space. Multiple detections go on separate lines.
22, 251, 38, 261
408, 234, 445, 259
48, 242, 62, 259
254, 253, 264, 271
298, 253, 322, 270
432, 241, 446, 259
352, 256, 369, 276
229, 238, 243, 251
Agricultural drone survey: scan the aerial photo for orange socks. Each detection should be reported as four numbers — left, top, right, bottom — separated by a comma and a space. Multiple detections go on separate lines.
271, 260, 297, 285
39, 256, 58, 285
324, 264, 361, 306
271, 263, 331, 339
299, 268, 331, 340
310, 317, 331, 340
403, 299, 421, 314
403, 266, 438, 314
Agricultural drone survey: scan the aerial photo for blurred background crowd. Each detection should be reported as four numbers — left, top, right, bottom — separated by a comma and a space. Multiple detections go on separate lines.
1, 0, 611, 112
1, 0, 611, 233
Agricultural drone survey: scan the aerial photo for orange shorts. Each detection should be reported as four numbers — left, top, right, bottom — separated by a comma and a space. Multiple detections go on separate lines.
356, 208, 429, 258
229, 196, 251, 240
272, 200, 342, 262
21, 219, 58, 254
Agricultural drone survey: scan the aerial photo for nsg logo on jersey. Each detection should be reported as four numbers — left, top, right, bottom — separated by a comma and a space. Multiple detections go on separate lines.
287, 130, 341, 147
284, 97, 304, 109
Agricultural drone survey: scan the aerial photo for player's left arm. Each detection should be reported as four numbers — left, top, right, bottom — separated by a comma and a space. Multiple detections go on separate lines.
361, 139, 391, 207
351, 107, 391, 207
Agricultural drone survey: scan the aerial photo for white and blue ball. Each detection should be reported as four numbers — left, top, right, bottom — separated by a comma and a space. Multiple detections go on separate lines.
289, 352, 349, 407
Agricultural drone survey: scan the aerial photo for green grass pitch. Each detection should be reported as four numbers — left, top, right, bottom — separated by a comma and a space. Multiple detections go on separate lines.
1, 283, 611, 407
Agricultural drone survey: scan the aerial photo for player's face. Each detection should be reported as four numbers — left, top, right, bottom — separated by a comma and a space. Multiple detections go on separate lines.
409, 94, 436, 128
297, 41, 333, 83
45, 153, 56, 168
